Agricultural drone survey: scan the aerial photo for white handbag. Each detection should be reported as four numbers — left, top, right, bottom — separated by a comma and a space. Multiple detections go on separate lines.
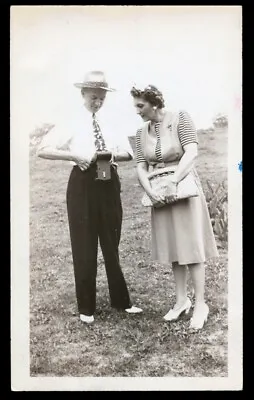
141, 167, 199, 207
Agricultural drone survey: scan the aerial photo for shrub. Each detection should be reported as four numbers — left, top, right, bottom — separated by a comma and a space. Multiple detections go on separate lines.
204, 180, 228, 244
29, 123, 55, 155
212, 114, 228, 128
30, 123, 55, 146
197, 127, 215, 135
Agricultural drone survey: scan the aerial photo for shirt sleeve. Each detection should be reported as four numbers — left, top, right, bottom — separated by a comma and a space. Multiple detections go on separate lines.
108, 133, 134, 159
178, 110, 198, 147
136, 128, 146, 163
97, 112, 134, 159
37, 123, 73, 152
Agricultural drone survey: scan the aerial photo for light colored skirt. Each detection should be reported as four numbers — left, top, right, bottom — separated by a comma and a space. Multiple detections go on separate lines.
151, 177, 219, 265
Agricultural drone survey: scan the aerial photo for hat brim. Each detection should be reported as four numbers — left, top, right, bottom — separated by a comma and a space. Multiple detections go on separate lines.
74, 83, 115, 91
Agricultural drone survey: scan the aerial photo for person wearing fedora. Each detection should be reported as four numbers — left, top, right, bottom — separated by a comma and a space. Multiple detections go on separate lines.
37, 71, 143, 323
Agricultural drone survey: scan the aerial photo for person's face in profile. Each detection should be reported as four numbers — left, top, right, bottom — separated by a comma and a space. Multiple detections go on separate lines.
82, 88, 107, 114
133, 97, 155, 122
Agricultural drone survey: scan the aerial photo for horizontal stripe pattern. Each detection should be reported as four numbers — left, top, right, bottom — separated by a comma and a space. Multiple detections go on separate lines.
135, 111, 198, 163
136, 128, 146, 163
178, 110, 198, 147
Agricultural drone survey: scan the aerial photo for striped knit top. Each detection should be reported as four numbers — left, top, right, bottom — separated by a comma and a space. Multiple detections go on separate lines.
136, 110, 198, 164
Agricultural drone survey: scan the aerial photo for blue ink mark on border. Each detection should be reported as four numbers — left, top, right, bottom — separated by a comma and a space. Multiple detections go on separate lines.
238, 161, 242, 172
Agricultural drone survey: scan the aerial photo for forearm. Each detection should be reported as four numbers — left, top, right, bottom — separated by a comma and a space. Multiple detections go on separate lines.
137, 164, 153, 196
37, 147, 74, 162
172, 150, 197, 183
113, 151, 132, 162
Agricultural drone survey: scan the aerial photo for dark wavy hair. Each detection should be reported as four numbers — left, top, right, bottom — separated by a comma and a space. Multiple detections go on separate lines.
130, 85, 165, 109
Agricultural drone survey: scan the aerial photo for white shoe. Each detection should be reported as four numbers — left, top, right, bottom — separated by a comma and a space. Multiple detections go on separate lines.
80, 314, 94, 324
163, 298, 192, 321
125, 306, 143, 314
189, 303, 209, 330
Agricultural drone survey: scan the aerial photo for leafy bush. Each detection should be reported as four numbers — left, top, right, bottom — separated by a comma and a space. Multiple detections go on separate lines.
212, 114, 228, 128
204, 180, 228, 244
30, 123, 55, 146
197, 127, 215, 135
29, 123, 55, 155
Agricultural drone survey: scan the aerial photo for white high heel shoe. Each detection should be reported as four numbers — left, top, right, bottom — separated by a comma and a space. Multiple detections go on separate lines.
163, 298, 192, 321
189, 304, 209, 330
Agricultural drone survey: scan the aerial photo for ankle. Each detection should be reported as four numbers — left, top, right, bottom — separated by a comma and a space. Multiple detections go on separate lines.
193, 301, 207, 312
194, 300, 206, 307
175, 296, 188, 306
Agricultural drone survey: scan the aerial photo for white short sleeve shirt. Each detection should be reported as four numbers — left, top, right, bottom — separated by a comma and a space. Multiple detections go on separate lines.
38, 106, 134, 164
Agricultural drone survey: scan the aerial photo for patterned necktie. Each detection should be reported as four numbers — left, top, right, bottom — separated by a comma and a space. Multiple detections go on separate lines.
92, 113, 107, 152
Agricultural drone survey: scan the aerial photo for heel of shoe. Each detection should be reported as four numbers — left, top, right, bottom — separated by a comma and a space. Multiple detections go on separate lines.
189, 304, 209, 330
163, 298, 192, 321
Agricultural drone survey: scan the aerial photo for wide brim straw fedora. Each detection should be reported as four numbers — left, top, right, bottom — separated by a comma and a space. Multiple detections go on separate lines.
74, 70, 115, 92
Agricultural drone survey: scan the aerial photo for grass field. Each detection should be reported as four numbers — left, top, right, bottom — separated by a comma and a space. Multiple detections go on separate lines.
29, 127, 228, 377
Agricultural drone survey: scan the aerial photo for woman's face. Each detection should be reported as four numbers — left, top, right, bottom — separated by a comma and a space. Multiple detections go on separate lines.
133, 97, 155, 122
82, 88, 107, 113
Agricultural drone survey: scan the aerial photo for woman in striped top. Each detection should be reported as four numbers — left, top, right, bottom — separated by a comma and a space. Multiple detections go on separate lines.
130, 85, 218, 331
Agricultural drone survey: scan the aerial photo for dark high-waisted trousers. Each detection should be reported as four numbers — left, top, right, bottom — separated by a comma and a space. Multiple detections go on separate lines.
66, 164, 132, 316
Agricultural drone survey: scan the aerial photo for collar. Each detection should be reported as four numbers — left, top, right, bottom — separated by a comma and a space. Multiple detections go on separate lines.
80, 105, 103, 118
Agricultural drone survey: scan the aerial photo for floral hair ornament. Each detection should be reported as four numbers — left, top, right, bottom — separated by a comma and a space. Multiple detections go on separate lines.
134, 84, 153, 92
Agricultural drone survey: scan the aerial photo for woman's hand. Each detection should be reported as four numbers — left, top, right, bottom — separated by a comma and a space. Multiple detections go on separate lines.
165, 179, 178, 204
147, 190, 166, 208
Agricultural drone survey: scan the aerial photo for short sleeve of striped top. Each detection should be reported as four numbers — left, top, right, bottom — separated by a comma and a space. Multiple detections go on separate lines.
135, 110, 198, 164
178, 110, 198, 147
135, 128, 146, 163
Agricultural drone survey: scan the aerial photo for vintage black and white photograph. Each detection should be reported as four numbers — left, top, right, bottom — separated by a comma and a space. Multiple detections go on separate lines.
11, 5, 242, 391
